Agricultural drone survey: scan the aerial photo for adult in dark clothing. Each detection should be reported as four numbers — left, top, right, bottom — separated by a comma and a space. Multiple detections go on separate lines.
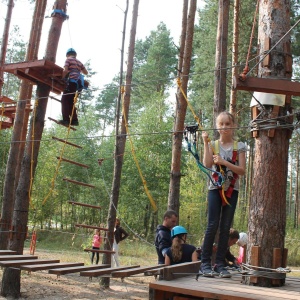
59, 48, 88, 126
165, 226, 197, 265
155, 210, 178, 264
112, 218, 129, 267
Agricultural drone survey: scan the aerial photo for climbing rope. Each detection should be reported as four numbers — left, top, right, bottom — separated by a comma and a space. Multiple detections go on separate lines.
121, 86, 157, 212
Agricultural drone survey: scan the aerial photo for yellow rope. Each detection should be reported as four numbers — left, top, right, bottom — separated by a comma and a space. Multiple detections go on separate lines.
176, 78, 229, 205
43, 92, 79, 205
121, 87, 157, 212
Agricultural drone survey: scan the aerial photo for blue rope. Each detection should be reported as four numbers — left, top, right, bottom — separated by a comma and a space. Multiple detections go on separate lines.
184, 135, 224, 187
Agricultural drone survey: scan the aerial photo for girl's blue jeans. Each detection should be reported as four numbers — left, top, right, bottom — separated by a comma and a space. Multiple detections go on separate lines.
201, 189, 238, 268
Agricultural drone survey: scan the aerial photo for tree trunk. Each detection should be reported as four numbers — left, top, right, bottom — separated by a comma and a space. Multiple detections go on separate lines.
230, 0, 240, 115
247, 0, 292, 287
101, 0, 138, 289
213, 0, 230, 136
0, 0, 47, 251
0, 0, 14, 96
168, 0, 197, 213
1, 1, 67, 296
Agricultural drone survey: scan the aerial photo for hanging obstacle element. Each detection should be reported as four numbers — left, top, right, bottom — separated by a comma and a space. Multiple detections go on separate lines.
48, 117, 76, 131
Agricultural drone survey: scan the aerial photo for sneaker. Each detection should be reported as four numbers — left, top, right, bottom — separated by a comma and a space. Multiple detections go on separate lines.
214, 265, 232, 278
71, 120, 79, 126
200, 264, 214, 277
58, 120, 69, 126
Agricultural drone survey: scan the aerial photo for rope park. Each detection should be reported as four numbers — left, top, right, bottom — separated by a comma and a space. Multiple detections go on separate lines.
2, 0, 300, 298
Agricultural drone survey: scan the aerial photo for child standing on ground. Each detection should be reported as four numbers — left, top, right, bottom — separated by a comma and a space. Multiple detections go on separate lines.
91, 229, 102, 264
200, 111, 246, 278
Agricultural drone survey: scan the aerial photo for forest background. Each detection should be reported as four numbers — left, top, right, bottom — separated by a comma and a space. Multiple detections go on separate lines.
1, 0, 300, 264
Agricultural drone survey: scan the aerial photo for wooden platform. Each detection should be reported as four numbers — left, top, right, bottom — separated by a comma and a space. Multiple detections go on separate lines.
149, 275, 300, 300
2, 59, 64, 94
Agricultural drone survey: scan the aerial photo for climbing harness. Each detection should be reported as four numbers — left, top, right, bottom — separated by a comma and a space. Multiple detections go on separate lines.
212, 140, 238, 206
184, 124, 224, 187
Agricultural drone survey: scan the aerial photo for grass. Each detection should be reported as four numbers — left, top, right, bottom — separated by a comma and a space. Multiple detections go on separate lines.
25, 229, 157, 266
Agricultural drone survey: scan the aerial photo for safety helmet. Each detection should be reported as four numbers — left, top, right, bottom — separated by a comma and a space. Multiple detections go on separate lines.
66, 48, 77, 57
237, 232, 248, 246
171, 226, 188, 238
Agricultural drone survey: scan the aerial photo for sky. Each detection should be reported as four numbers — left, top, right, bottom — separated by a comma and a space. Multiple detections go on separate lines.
0, 0, 204, 119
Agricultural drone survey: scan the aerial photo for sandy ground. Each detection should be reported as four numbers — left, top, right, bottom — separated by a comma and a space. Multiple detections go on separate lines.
0, 250, 156, 299
0, 269, 154, 300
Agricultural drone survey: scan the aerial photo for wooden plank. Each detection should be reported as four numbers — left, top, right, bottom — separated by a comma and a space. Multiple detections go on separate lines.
144, 267, 164, 276
0, 255, 38, 261
68, 201, 101, 210
52, 136, 81, 148
112, 265, 165, 277
250, 246, 260, 284
49, 264, 110, 275
0, 259, 60, 267
20, 262, 84, 272
80, 265, 140, 277
58, 157, 89, 168
63, 178, 95, 188
149, 276, 300, 300
0, 250, 17, 255
272, 248, 283, 286
75, 224, 109, 231
235, 76, 300, 96
163, 261, 201, 281
48, 118, 76, 131
84, 248, 114, 254
268, 105, 279, 137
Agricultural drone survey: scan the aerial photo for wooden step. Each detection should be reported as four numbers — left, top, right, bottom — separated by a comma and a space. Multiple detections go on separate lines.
57, 157, 89, 168
75, 224, 109, 231
0, 259, 60, 267
0, 250, 17, 255
52, 136, 82, 148
68, 201, 101, 210
20, 262, 84, 272
80, 265, 140, 277
112, 265, 165, 278
0, 255, 38, 261
63, 178, 95, 188
49, 264, 110, 275
48, 117, 76, 131
84, 248, 115, 254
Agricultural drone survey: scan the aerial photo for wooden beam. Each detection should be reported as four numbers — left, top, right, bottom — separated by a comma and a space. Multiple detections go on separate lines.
49, 264, 110, 275
57, 157, 89, 168
48, 118, 76, 131
80, 265, 140, 277
75, 224, 108, 231
163, 261, 201, 281
68, 201, 101, 209
235, 76, 300, 96
84, 249, 114, 254
0, 250, 17, 255
63, 178, 95, 188
52, 136, 81, 148
112, 265, 165, 278
0, 259, 60, 267
20, 262, 84, 272
0, 255, 38, 261
250, 246, 260, 284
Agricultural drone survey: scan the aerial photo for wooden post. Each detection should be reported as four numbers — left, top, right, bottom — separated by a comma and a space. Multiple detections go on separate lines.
272, 248, 282, 286
250, 246, 260, 284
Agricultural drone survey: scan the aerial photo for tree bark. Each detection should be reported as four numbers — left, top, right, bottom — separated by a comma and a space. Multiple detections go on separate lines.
101, 0, 138, 289
247, 0, 292, 287
230, 0, 240, 116
168, 0, 197, 214
0, 0, 47, 251
1, 0, 67, 296
213, 0, 230, 137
